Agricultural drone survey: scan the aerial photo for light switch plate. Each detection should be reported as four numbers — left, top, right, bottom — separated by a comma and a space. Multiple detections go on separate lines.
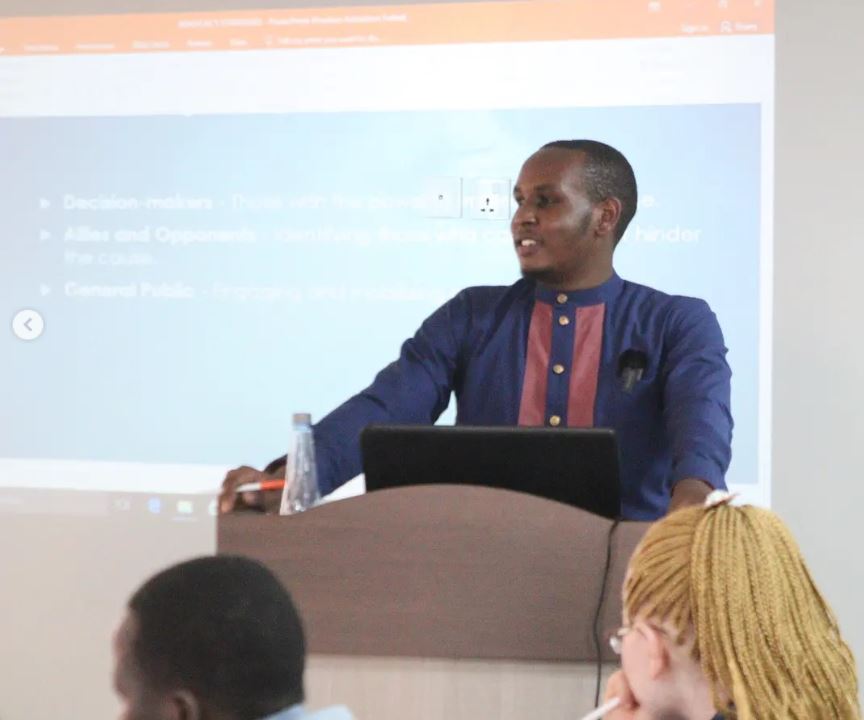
422, 177, 462, 218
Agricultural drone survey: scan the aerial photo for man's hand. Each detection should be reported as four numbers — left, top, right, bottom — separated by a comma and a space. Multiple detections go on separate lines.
668, 477, 713, 514
219, 464, 285, 514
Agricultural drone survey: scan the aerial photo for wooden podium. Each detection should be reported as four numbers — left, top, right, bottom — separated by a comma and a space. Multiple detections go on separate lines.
218, 486, 649, 720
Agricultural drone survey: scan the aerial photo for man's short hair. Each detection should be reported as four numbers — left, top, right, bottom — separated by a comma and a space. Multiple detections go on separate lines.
128, 555, 305, 719
542, 139, 638, 243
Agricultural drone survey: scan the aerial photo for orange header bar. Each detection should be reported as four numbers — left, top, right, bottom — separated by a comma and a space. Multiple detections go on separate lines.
0, 1, 774, 57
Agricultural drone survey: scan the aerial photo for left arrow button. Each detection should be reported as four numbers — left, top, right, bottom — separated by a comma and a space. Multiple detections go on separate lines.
12, 309, 45, 341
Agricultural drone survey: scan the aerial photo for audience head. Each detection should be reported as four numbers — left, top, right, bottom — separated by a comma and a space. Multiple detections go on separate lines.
113, 555, 306, 720
615, 499, 860, 720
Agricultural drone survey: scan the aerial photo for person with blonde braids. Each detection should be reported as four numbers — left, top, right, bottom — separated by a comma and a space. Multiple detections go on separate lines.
603, 496, 860, 720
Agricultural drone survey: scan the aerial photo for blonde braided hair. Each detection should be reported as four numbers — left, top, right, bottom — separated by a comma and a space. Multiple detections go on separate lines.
623, 503, 860, 720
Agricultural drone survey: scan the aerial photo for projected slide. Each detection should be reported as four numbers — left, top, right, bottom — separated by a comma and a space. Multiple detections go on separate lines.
0, 0, 774, 507
3, 103, 760, 480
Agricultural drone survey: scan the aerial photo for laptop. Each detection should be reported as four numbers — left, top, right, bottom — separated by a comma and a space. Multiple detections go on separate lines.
360, 425, 621, 519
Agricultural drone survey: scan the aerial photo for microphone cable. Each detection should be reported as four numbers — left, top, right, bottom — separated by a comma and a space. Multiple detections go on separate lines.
592, 517, 621, 707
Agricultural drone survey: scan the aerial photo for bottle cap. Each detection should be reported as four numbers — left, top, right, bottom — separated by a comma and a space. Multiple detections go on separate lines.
292, 412, 312, 425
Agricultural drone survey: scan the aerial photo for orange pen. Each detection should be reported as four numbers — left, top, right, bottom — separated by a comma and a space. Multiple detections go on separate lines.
234, 479, 286, 493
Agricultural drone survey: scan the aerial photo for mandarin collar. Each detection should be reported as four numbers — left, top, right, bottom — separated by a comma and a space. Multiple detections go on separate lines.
533, 272, 623, 307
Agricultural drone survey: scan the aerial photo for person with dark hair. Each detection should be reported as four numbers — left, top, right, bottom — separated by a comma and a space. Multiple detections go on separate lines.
540, 140, 638, 246
221, 140, 732, 520
113, 555, 353, 720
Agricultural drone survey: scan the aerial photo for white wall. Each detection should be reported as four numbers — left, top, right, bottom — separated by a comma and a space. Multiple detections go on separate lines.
0, 508, 214, 720
773, 0, 864, 684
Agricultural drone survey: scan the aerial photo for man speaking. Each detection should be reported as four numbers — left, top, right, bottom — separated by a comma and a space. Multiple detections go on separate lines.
221, 140, 732, 520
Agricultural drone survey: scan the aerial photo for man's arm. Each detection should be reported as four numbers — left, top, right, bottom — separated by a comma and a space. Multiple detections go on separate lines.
662, 298, 733, 514
313, 291, 470, 494
220, 290, 471, 511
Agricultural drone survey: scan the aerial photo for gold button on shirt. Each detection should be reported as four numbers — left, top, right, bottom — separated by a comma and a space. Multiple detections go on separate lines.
549, 415, 561, 426
552, 364, 565, 375
558, 315, 570, 326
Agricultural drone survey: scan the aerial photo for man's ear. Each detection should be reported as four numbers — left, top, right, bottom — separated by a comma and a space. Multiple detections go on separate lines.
642, 624, 672, 680
167, 689, 203, 720
594, 197, 623, 240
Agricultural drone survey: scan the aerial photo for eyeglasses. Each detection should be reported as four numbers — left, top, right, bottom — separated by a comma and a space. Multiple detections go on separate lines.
609, 622, 675, 655
608, 626, 631, 655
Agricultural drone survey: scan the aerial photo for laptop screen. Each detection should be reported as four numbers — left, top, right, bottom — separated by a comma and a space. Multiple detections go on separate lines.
361, 425, 621, 519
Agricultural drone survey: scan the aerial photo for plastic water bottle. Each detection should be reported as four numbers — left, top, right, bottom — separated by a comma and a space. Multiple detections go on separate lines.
279, 413, 321, 515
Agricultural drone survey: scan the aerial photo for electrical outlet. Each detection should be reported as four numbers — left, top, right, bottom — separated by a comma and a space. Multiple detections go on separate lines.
467, 178, 510, 220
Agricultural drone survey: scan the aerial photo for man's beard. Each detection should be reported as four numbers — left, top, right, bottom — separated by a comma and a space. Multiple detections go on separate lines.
520, 266, 560, 285
516, 212, 593, 287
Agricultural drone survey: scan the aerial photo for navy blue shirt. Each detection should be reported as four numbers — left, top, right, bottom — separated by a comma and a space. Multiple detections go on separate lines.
311, 273, 732, 520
